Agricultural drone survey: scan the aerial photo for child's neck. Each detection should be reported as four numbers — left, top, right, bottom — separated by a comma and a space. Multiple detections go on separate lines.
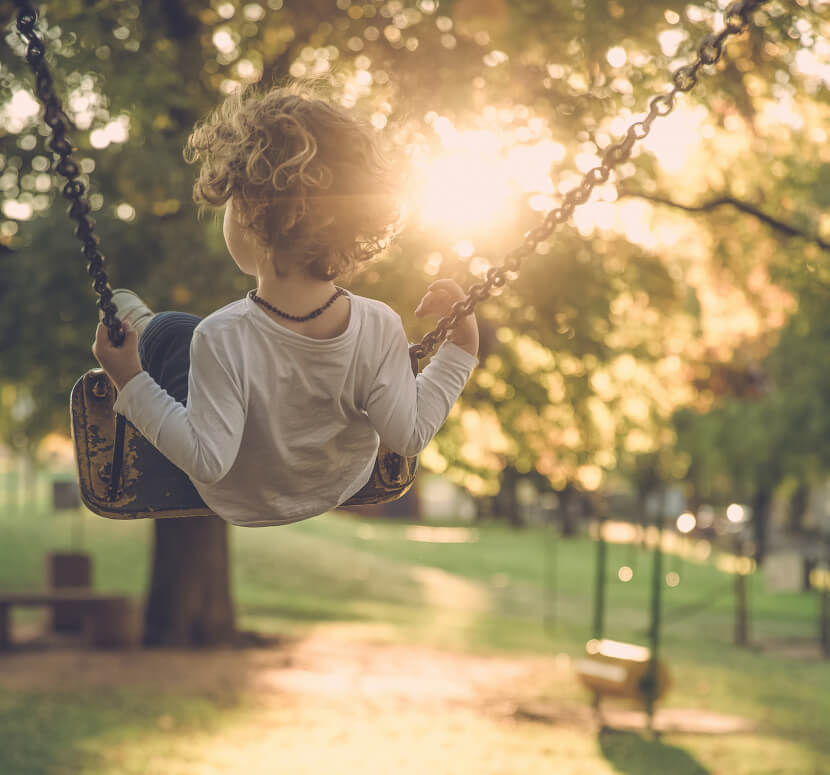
254, 269, 350, 339
256, 270, 336, 310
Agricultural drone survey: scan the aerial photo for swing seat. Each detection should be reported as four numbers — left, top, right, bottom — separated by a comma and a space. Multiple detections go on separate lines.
70, 370, 417, 519
575, 639, 670, 702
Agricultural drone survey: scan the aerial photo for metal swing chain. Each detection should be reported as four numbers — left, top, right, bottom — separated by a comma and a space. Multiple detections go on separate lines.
13, 0, 124, 345
409, 0, 770, 361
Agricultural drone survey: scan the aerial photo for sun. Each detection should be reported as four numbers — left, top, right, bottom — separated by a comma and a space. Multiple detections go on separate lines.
408, 126, 519, 240
405, 107, 712, 248
411, 144, 514, 235
407, 120, 573, 245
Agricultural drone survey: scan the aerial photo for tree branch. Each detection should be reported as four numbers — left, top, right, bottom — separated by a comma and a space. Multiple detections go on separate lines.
618, 189, 830, 252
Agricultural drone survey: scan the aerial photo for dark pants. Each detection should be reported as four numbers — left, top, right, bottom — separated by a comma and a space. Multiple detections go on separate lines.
138, 312, 201, 404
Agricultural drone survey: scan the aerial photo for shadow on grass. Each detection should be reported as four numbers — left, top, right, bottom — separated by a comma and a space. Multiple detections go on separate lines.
599, 729, 710, 775
0, 689, 242, 775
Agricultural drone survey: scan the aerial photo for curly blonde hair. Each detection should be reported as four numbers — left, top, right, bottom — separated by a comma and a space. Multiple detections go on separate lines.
184, 82, 400, 280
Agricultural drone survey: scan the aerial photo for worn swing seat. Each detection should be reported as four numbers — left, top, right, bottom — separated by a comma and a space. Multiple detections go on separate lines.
575, 639, 670, 704
71, 369, 417, 519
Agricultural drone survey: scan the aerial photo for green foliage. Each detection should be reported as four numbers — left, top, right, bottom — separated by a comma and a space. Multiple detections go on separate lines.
675, 268, 830, 505
1, 0, 828, 503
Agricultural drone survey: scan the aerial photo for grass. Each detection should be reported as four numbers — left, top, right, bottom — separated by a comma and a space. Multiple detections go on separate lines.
0, 500, 828, 775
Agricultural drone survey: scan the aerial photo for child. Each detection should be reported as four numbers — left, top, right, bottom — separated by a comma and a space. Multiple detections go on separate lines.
92, 82, 478, 527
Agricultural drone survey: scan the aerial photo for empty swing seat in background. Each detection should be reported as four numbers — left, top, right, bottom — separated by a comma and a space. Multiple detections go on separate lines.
575, 638, 671, 702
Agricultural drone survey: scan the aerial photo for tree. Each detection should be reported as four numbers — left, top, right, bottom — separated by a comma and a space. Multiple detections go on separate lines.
673, 265, 830, 562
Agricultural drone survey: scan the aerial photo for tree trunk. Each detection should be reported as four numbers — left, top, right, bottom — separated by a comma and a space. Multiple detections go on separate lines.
788, 483, 809, 533
751, 487, 773, 566
557, 483, 579, 537
143, 516, 236, 647
474, 496, 494, 522
494, 467, 522, 527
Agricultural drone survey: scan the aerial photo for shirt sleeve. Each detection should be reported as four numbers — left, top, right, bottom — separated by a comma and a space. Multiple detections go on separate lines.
364, 317, 477, 456
113, 328, 246, 485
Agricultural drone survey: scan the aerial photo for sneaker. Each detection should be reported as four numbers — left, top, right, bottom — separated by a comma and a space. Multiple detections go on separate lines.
106, 289, 155, 337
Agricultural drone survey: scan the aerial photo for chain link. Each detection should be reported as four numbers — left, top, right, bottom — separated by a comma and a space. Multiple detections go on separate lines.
409, 0, 769, 361
14, 1, 124, 345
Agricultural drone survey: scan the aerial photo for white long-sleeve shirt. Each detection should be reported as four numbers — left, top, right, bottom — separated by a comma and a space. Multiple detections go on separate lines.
113, 291, 477, 527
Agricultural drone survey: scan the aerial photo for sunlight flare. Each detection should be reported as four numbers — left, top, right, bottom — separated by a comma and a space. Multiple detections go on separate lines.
409, 121, 568, 238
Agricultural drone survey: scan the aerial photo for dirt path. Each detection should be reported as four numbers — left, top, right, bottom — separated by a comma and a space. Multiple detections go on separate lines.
0, 624, 754, 731
0, 624, 551, 707
1, 627, 584, 774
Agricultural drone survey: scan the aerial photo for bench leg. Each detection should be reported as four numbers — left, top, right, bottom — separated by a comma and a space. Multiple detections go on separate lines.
0, 605, 9, 650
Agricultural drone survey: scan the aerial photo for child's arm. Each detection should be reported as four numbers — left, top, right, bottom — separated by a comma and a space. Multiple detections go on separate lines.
93, 324, 245, 485
365, 281, 478, 457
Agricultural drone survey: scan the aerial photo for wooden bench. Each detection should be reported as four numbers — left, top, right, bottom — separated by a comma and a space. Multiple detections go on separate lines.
0, 588, 137, 649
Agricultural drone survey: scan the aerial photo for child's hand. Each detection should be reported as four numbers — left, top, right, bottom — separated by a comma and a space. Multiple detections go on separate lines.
92, 322, 143, 391
415, 279, 479, 358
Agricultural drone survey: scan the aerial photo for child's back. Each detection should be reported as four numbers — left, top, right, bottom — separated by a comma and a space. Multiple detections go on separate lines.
93, 82, 478, 526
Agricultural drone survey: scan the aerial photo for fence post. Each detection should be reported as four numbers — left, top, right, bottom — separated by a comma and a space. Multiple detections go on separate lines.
644, 511, 665, 724
734, 536, 750, 648
593, 516, 607, 640
821, 538, 829, 659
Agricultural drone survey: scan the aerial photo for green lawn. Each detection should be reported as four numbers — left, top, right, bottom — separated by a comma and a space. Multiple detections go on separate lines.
0, 504, 828, 775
